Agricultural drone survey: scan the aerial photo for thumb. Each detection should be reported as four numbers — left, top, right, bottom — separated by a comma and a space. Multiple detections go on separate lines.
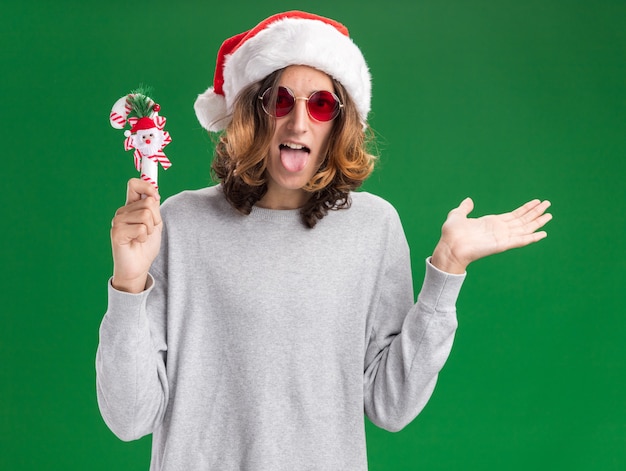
457, 197, 474, 216
126, 178, 161, 205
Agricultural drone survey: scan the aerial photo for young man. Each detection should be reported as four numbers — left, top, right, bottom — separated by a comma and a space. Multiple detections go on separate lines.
97, 11, 552, 470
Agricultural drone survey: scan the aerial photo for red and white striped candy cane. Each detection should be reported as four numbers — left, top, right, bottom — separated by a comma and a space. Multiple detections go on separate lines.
109, 95, 132, 129
109, 94, 155, 129
110, 92, 170, 190
141, 156, 160, 189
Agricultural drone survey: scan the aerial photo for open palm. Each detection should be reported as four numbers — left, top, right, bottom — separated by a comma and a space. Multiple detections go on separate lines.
432, 198, 552, 274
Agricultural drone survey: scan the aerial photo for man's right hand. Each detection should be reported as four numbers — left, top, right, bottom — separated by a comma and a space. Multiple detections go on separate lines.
110, 178, 163, 293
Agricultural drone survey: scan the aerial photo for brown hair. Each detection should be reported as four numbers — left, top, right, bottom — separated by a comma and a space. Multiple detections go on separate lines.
211, 68, 376, 228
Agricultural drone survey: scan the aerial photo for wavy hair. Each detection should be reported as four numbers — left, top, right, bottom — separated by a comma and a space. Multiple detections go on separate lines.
211, 68, 376, 228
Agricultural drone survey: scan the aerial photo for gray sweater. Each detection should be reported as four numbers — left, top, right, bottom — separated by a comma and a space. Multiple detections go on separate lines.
96, 186, 465, 470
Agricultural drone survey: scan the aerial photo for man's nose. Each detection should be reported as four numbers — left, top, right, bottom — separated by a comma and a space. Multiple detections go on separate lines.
288, 98, 310, 132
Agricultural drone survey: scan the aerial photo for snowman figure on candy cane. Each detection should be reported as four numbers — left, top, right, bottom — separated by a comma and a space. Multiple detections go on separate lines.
109, 89, 172, 189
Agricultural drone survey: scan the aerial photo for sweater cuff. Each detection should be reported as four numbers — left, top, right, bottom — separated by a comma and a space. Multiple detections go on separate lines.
418, 257, 466, 311
106, 274, 155, 316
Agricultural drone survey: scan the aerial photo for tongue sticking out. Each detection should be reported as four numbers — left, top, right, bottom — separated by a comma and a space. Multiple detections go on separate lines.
280, 146, 309, 172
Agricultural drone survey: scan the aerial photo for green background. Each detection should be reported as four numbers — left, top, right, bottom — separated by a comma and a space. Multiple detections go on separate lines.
1, 0, 624, 469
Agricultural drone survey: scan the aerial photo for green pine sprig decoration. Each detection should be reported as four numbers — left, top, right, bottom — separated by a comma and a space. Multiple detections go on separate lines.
128, 85, 155, 118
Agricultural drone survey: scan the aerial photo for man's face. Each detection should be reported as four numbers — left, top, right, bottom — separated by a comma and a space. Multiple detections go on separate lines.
262, 65, 335, 209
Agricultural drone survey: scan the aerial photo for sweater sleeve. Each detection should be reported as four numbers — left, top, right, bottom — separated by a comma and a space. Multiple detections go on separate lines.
95, 272, 169, 441
363, 218, 465, 432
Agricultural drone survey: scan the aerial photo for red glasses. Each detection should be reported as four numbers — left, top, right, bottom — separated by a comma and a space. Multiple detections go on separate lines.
259, 86, 343, 122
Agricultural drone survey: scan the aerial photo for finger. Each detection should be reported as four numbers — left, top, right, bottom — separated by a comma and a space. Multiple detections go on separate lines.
507, 199, 551, 223
112, 221, 151, 245
521, 200, 552, 227
525, 211, 553, 233
506, 199, 541, 221
536, 200, 551, 217
143, 195, 163, 227
114, 206, 158, 231
126, 178, 161, 205
508, 211, 552, 241
509, 230, 548, 249
111, 203, 162, 244
114, 196, 162, 227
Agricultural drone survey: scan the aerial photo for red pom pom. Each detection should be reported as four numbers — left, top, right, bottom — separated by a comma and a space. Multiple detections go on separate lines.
153, 103, 161, 112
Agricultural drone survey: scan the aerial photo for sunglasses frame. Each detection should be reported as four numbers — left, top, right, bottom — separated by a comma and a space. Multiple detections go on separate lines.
258, 86, 344, 122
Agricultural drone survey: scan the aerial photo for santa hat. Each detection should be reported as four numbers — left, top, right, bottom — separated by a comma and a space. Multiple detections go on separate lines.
130, 116, 157, 133
194, 11, 371, 132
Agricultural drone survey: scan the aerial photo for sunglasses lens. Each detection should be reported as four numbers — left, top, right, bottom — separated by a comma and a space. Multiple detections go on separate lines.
307, 90, 341, 121
261, 86, 294, 117
274, 87, 295, 117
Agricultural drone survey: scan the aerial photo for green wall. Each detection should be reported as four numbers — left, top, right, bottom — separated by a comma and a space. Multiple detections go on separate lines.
1, 0, 624, 469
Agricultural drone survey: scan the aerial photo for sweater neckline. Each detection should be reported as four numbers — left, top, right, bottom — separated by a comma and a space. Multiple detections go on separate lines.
249, 205, 301, 221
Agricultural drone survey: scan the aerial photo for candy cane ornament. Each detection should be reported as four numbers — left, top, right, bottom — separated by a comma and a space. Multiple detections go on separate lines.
109, 88, 172, 189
